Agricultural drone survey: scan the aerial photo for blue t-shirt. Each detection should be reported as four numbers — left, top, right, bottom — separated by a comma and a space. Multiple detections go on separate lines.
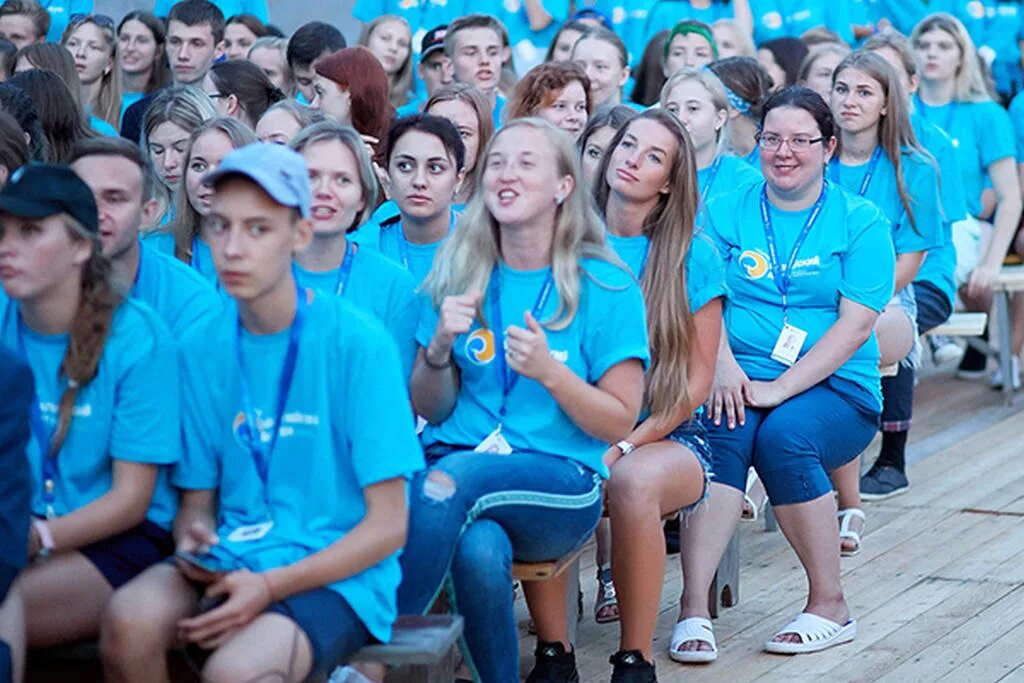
594, 0, 733, 66
294, 242, 419, 378
951, 0, 1023, 95
174, 291, 423, 643
495, 0, 566, 66
1009, 90, 1024, 163
142, 231, 220, 286
0, 293, 180, 529
353, 0, 465, 41
699, 154, 762, 207
42, 0, 92, 42
493, 93, 507, 129
131, 240, 223, 339
152, 0, 267, 19
417, 258, 650, 476
912, 97, 1015, 219
120, 91, 145, 125
829, 148, 944, 256
89, 115, 118, 138
706, 181, 895, 412
351, 210, 457, 287
749, 0, 855, 43
872, 0, 953, 34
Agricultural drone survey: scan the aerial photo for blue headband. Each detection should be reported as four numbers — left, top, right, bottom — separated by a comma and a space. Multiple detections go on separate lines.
723, 84, 751, 115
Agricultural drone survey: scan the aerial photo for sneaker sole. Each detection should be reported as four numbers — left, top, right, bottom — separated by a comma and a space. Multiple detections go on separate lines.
860, 485, 909, 501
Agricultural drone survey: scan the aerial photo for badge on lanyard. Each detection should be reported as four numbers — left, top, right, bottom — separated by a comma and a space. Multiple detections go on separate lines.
474, 426, 513, 455
771, 323, 807, 366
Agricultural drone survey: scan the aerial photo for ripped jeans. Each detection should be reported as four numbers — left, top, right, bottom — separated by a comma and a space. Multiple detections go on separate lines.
397, 448, 603, 683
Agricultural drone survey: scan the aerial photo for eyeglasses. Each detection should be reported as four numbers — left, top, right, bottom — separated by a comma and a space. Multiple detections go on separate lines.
69, 13, 116, 30
756, 132, 825, 152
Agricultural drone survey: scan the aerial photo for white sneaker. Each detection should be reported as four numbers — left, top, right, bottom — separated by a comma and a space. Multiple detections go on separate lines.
929, 335, 964, 366
990, 356, 1021, 390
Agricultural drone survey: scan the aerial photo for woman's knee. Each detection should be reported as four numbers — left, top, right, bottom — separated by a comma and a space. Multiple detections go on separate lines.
607, 459, 658, 514
100, 569, 191, 658
450, 520, 512, 601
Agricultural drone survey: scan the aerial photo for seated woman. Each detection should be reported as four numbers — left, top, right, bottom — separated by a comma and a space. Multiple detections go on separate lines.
827, 50, 944, 555
506, 61, 592, 142
352, 113, 466, 287
144, 117, 257, 283
311, 46, 393, 161
357, 15, 414, 109
255, 99, 322, 145
661, 67, 762, 205
290, 119, 421, 377
425, 83, 494, 205
579, 103, 637, 187
202, 59, 286, 129
397, 117, 649, 682
570, 26, 631, 110
0, 164, 179, 654
100, 143, 422, 683
674, 87, 895, 662
707, 56, 773, 166
594, 109, 726, 680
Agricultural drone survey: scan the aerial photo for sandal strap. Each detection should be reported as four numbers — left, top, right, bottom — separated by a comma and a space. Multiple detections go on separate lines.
774, 612, 846, 644
671, 617, 717, 651
837, 508, 865, 539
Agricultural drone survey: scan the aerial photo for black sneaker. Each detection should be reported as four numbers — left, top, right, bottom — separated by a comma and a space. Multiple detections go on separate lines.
610, 650, 656, 683
860, 465, 909, 501
525, 641, 579, 683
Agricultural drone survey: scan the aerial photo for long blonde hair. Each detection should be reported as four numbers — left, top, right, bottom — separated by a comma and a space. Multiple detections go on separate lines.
832, 51, 935, 231
422, 117, 613, 331
61, 18, 122, 128
660, 67, 730, 158
358, 15, 414, 108
910, 13, 992, 103
593, 109, 699, 415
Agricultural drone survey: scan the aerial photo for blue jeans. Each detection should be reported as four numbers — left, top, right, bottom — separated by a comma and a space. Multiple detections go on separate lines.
397, 450, 602, 683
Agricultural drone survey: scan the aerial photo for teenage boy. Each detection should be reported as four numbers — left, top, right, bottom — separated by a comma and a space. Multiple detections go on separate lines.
445, 14, 511, 127
286, 21, 346, 104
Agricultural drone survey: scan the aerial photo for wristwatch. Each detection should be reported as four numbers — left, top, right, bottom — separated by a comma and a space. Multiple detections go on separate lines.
616, 440, 636, 456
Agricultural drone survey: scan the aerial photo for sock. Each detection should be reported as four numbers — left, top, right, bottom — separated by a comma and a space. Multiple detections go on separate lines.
875, 430, 908, 472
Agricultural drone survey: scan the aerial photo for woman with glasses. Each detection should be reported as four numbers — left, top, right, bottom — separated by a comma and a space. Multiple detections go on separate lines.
672, 86, 894, 663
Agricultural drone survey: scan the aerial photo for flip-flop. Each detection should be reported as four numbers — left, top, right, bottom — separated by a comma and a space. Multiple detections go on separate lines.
764, 612, 857, 655
669, 617, 717, 663
838, 508, 866, 557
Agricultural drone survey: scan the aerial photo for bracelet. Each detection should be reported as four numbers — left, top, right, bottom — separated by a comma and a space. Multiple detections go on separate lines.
424, 349, 452, 370
259, 572, 276, 603
32, 518, 55, 558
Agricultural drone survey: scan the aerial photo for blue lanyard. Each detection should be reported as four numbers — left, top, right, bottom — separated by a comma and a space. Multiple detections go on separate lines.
488, 267, 554, 423
334, 240, 356, 296
15, 320, 60, 518
829, 146, 882, 197
190, 235, 200, 271
235, 280, 306, 507
759, 180, 829, 315
393, 211, 456, 270
700, 156, 722, 205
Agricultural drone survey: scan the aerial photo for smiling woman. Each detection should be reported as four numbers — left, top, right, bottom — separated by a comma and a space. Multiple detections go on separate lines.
507, 61, 592, 141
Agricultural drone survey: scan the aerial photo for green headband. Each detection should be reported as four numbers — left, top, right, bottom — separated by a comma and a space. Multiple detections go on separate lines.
664, 22, 719, 60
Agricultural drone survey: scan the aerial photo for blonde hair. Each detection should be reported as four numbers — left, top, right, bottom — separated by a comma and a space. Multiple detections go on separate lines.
422, 117, 614, 331
798, 42, 850, 84
593, 109, 699, 415
711, 18, 755, 58
358, 15, 414, 108
61, 18, 121, 128
660, 66, 730, 154
910, 13, 992, 103
833, 51, 935, 231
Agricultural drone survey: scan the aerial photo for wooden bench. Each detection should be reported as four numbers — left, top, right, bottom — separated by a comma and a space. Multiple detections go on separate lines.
349, 615, 463, 683
512, 546, 585, 643
926, 312, 988, 337
992, 268, 1024, 402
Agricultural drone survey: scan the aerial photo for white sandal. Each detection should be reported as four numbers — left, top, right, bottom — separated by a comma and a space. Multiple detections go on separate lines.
669, 617, 717, 663
838, 508, 866, 557
764, 612, 857, 655
741, 469, 766, 522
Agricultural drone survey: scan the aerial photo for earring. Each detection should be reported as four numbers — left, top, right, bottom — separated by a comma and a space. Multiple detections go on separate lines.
555, 195, 565, 205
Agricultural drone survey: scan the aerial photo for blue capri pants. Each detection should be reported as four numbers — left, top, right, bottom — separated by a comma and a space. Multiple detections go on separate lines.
397, 449, 602, 683
702, 381, 880, 505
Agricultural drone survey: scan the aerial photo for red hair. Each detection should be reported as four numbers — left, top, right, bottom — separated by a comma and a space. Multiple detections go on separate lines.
506, 61, 592, 121
314, 46, 394, 154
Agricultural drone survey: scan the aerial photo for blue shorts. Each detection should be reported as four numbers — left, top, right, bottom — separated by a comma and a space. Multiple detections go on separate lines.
666, 419, 713, 514
79, 519, 174, 589
701, 382, 880, 506
266, 588, 372, 676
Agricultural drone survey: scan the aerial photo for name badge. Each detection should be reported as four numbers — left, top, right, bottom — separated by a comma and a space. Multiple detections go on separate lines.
227, 520, 273, 543
474, 427, 513, 455
771, 323, 807, 366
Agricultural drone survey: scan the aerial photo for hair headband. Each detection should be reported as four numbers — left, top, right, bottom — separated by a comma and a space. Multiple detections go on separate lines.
665, 22, 719, 60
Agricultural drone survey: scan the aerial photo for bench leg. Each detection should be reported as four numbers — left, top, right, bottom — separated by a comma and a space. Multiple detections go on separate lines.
566, 558, 580, 647
383, 646, 457, 683
996, 290, 1014, 404
707, 531, 740, 618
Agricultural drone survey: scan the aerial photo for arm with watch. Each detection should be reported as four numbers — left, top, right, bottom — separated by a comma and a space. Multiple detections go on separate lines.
604, 298, 722, 470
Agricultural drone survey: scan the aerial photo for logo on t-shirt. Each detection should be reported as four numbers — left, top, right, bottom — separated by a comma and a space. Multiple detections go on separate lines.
739, 250, 770, 279
966, 1, 985, 19
466, 328, 496, 365
232, 410, 319, 450
762, 11, 783, 30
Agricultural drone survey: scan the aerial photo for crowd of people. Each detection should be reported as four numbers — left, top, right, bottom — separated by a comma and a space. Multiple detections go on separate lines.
0, 0, 1022, 681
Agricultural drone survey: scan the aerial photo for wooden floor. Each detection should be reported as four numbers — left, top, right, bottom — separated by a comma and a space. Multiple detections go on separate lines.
516, 364, 1024, 683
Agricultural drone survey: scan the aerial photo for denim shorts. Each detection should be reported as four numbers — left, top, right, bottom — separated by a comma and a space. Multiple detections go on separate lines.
665, 418, 713, 515
80, 519, 174, 589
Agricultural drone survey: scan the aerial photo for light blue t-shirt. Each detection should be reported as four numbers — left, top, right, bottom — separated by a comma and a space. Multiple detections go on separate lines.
872, 0, 953, 34
174, 291, 423, 643
699, 154, 762, 207
152, 0, 267, 19
417, 258, 650, 477
912, 96, 1015, 219
494, 0, 566, 68
89, 115, 118, 138
352, 210, 457, 287
1009, 91, 1024, 163
294, 242, 419, 378
0, 293, 180, 528
121, 91, 145, 124
131, 240, 223, 339
493, 93, 507, 129
142, 231, 219, 286
749, 0, 855, 43
829, 147, 944, 256
594, 0, 733, 66
706, 181, 895, 412
42, 0, 93, 42
353, 0, 465, 38
951, 0, 1023, 94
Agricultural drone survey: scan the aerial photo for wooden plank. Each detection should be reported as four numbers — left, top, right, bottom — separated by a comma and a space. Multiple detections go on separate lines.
351, 615, 463, 665
926, 312, 988, 336
995, 266, 1024, 292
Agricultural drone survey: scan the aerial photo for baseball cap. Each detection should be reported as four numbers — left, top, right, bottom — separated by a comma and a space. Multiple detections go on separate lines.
421, 25, 447, 59
204, 143, 312, 218
0, 164, 98, 233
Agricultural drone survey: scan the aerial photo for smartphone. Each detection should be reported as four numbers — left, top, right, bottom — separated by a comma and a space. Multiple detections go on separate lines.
175, 549, 228, 574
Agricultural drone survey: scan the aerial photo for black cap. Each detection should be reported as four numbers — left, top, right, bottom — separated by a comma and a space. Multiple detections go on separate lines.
0, 164, 98, 234
421, 24, 447, 59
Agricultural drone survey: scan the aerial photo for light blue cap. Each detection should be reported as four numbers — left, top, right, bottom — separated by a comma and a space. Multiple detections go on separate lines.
204, 143, 312, 218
